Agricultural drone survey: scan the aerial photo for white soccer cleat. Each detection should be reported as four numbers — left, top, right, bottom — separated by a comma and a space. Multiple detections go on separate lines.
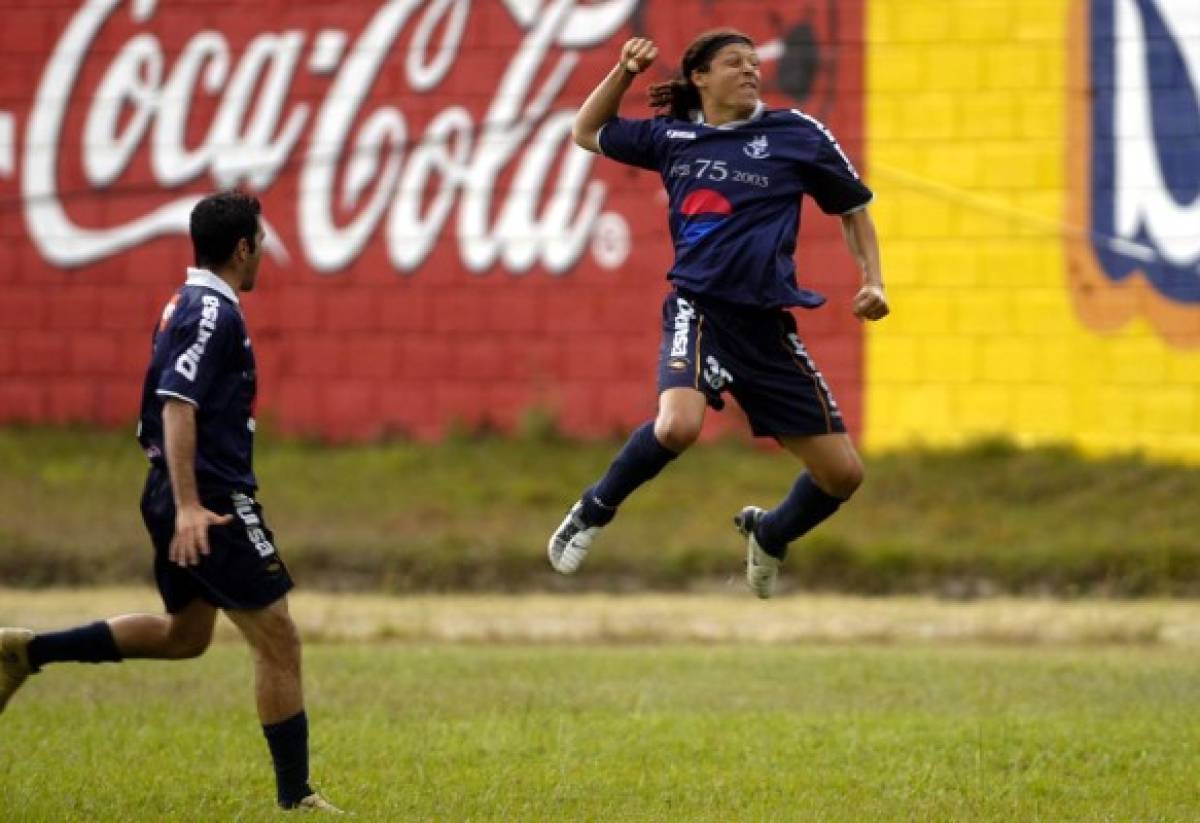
288, 792, 344, 813
735, 507, 781, 600
0, 628, 34, 715
547, 501, 600, 575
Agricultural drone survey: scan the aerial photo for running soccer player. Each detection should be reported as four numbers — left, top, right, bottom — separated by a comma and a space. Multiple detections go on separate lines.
547, 30, 889, 598
0, 191, 340, 813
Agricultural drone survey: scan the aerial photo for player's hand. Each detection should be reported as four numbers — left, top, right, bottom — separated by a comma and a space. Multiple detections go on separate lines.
852, 284, 889, 321
619, 38, 658, 75
170, 503, 233, 567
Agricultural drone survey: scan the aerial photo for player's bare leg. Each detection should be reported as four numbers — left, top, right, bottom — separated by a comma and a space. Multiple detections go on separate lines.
1, 599, 217, 714
108, 598, 217, 659
653, 387, 708, 453
778, 433, 864, 501
226, 598, 303, 724
225, 597, 340, 813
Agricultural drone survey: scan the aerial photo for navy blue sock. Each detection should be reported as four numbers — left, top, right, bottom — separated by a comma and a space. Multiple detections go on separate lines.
580, 422, 679, 526
756, 473, 846, 559
26, 621, 122, 671
263, 710, 313, 808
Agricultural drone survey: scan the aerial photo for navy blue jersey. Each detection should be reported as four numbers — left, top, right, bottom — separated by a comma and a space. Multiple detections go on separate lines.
598, 104, 872, 309
137, 268, 257, 491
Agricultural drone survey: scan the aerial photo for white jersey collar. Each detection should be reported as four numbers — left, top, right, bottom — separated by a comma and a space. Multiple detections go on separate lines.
185, 267, 239, 305
692, 100, 765, 130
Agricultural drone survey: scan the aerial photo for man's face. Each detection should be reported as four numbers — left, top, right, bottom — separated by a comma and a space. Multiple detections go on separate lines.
237, 219, 265, 292
694, 43, 761, 117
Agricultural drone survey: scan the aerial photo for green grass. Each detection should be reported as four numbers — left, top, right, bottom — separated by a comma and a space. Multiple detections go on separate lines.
2, 642, 1199, 820
2, 427, 1199, 594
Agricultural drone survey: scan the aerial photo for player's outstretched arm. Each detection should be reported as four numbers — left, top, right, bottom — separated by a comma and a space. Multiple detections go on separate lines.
841, 208, 889, 321
162, 399, 233, 567
572, 37, 658, 154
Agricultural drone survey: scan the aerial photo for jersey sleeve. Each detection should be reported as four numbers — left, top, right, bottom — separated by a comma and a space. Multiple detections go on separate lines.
155, 295, 237, 408
596, 116, 662, 171
797, 116, 874, 215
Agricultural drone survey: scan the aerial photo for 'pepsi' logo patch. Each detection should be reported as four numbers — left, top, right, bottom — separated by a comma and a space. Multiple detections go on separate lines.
678, 188, 733, 246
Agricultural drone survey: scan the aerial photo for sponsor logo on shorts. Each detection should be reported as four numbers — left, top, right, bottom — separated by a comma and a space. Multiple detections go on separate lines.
232, 492, 276, 558
668, 357, 688, 371
670, 297, 696, 358
788, 333, 840, 415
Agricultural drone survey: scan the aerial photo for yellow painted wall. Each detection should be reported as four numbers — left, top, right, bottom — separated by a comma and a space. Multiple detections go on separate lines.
864, 0, 1200, 463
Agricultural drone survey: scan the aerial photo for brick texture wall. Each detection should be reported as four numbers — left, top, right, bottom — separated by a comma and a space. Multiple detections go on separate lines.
864, 0, 1200, 463
0, 0, 867, 442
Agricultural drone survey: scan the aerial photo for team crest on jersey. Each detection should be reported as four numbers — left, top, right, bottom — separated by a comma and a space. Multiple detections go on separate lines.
743, 135, 770, 159
1067, 0, 1199, 348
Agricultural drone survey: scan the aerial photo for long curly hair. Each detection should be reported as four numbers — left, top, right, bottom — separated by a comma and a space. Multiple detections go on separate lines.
647, 29, 755, 121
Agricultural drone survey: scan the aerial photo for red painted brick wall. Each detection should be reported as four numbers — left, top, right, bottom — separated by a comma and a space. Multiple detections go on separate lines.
0, 0, 864, 441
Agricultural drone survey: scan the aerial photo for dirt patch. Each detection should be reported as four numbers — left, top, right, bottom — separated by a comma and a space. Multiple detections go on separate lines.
4, 588, 1200, 646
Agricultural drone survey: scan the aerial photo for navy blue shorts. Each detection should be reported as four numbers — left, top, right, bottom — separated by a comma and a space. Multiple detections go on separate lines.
140, 467, 294, 613
657, 290, 846, 438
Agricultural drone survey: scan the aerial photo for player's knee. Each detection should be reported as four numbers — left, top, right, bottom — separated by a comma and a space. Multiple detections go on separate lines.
820, 457, 864, 500
166, 623, 213, 659
654, 414, 702, 453
254, 612, 302, 668
173, 637, 210, 659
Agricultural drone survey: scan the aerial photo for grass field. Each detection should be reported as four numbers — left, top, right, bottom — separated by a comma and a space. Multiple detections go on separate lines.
3, 427, 1200, 595
4, 428, 1199, 818
3, 644, 1198, 821
3, 593, 1200, 821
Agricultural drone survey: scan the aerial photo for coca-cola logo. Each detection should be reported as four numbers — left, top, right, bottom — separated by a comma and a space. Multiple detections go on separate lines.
15, 0, 642, 275
0, 0, 863, 439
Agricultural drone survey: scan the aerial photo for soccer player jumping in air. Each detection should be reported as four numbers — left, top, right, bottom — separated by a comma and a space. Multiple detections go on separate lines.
548, 30, 889, 598
0, 192, 340, 813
